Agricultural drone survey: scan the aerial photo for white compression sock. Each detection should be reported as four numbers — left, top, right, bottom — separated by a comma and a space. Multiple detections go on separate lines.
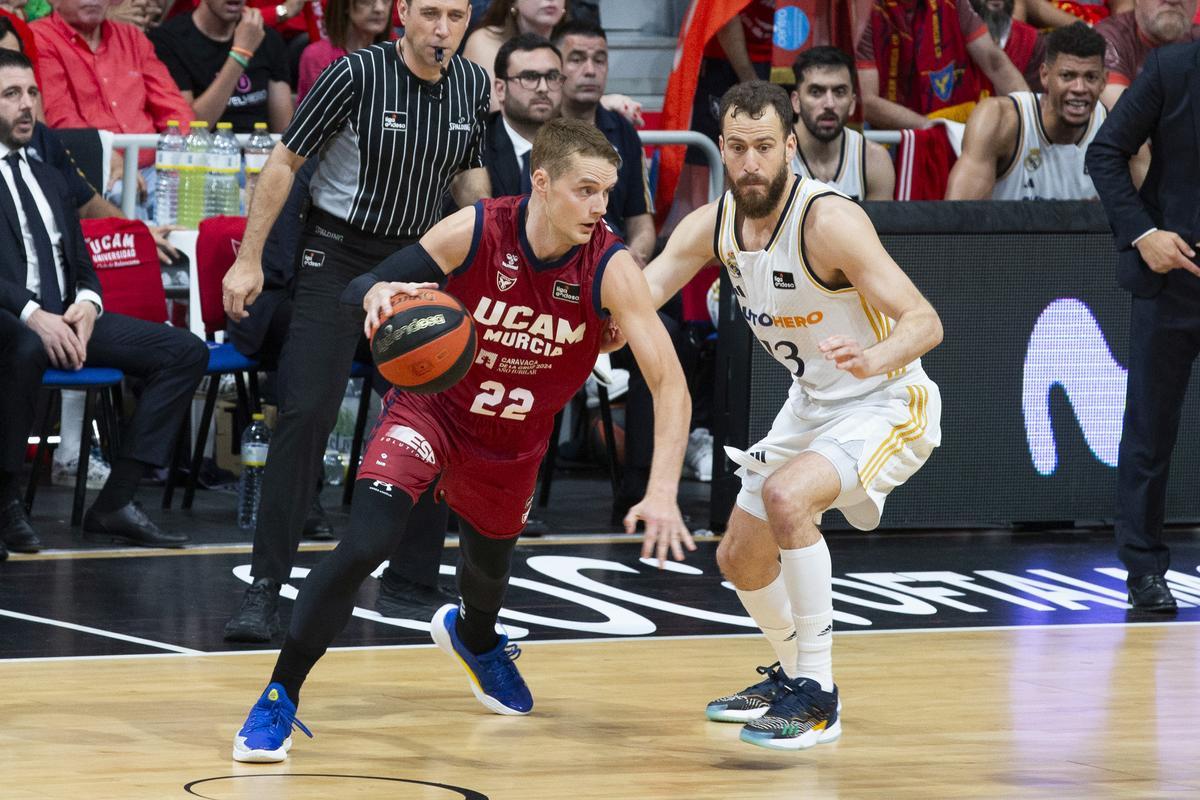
735, 572, 799, 677
55, 390, 85, 466
779, 538, 834, 691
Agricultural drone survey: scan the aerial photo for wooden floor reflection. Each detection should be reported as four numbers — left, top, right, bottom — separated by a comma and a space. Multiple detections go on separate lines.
4, 624, 1197, 799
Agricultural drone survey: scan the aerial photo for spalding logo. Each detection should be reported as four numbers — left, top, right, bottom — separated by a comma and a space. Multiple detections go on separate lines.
377, 314, 446, 349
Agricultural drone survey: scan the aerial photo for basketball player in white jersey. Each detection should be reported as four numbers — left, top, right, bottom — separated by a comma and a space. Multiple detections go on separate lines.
946, 22, 1108, 200
643, 81, 943, 751
789, 46, 894, 202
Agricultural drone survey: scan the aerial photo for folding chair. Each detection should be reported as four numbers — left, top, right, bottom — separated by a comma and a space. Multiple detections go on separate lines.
162, 215, 260, 509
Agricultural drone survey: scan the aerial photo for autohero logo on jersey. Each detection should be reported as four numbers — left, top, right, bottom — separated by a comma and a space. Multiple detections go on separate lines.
376, 314, 447, 349
741, 306, 824, 329
472, 297, 585, 357
382, 110, 407, 132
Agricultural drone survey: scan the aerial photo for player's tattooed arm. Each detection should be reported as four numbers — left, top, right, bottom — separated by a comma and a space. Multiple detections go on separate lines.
807, 196, 943, 379
642, 202, 721, 309
602, 251, 696, 566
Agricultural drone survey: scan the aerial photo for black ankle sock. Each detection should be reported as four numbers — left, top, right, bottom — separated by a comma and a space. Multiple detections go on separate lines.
455, 602, 500, 654
91, 458, 146, 511
270, 636, 328, 703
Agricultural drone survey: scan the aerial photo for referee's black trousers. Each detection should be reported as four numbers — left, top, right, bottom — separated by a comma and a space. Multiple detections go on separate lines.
249, 211, 428, 585
1115, 279, 1200, 579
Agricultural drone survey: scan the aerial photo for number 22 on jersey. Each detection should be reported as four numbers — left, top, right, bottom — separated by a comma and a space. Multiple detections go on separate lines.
469, 381, 534, 421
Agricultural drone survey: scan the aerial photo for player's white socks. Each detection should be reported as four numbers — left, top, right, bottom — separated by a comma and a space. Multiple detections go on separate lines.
780, 539, 834, 692
735, 572, 799, 677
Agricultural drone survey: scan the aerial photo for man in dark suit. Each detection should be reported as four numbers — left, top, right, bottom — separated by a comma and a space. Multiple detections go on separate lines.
0, 49, 207, 554
482, 34, 564, 198
1086, 40, 1200, 613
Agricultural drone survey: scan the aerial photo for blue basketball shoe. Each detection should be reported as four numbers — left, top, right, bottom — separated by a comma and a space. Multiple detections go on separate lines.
430, 603, 533, 715
739, 677, 841, 751
232, 682, 313, 762
705, 662, 789, 722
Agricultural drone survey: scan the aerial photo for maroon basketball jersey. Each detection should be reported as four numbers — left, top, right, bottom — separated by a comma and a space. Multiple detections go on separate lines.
439, 196, 623, 448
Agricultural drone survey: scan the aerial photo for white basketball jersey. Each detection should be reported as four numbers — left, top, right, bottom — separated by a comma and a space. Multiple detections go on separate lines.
714, 177, 923, 402
992, 91, 1105, 201
790, 128, 867, 201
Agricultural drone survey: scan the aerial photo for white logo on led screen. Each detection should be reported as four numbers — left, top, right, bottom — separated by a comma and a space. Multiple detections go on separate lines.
1022, 299, 1126, 475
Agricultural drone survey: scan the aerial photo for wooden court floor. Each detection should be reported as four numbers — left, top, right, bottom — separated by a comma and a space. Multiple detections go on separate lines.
3, 624, 1197, 799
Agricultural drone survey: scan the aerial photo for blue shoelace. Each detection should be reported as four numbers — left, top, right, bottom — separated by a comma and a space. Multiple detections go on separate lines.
478, 643, 525, 692
246, 701, 313, 740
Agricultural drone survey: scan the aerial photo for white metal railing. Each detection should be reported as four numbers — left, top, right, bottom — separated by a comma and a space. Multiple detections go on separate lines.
111, 129, 898, 216
636, 130, 724, 203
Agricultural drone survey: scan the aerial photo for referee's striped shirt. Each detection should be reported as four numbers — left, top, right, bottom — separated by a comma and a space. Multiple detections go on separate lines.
283, 42, 490, 239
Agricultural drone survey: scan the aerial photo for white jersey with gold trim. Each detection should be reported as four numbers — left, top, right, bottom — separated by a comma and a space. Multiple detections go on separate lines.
714, 176, 925, 403
992, 91, 1105, 201
789, 128, 867, 201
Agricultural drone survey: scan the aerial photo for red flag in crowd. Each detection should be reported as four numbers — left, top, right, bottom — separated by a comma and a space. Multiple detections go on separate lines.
654, 0, 753, 225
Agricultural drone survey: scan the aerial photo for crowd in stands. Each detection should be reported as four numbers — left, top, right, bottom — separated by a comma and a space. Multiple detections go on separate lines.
3, 0, 1199, 558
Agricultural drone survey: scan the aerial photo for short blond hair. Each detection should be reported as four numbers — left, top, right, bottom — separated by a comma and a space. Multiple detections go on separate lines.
531, 117, 621, 179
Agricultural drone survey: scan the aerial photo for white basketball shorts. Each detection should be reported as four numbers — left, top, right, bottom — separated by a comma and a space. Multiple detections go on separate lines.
725, 374, 941, 531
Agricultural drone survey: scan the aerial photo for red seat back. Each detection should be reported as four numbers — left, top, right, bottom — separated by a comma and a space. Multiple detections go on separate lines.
196, 215, 248, 336
82, 217, 167, 323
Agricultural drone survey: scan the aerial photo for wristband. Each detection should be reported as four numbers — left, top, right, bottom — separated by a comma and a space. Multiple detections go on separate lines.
231, 46, 255, 60
229, 51, 250, 69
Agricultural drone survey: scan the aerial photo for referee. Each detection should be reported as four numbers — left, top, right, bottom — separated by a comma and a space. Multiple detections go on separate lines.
222, 0, 490, 642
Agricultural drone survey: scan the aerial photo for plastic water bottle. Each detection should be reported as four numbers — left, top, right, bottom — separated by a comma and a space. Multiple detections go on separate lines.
237, 413, 270, 530
205, 122, 242, 217
153, 120, 185, 225
177, 121, 210, 228
243, 122, 273, 211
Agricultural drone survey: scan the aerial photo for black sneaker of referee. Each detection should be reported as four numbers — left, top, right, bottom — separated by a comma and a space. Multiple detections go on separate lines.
225, 578, 282, 642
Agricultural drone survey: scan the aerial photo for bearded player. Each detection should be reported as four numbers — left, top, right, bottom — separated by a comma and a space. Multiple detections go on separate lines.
644, 81, 943, 751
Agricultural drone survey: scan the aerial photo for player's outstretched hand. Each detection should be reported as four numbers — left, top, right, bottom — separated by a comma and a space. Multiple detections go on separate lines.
819, 335, 874, 379
627, 494, 695, 568
362, 281, 439, 337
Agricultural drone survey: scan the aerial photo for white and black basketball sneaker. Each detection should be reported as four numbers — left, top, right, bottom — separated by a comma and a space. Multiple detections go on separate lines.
739, 677, 841, 751
705, 662, 789, 722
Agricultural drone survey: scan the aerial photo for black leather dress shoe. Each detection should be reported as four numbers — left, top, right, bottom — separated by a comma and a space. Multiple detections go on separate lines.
1127, 574, 1178, 613
82, 501, 189, 548
302, 495, 335, 541
1, 499, 43, 553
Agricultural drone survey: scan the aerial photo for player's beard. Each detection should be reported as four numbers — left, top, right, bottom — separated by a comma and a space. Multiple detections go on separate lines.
733, 162, 790, 220
800, 108, 846, 143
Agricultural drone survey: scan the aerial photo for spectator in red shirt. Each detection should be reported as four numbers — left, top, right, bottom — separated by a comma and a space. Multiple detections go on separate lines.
856, 0, 1029, 129
31, 0, 193, 217
296, 0, 390, 102
1095, 0, 1199, 108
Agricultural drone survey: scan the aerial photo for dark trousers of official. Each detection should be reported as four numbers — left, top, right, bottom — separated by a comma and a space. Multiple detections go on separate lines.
0, 309, 208, 475
249, 211, 448, 586
1116, 280, 1200, 578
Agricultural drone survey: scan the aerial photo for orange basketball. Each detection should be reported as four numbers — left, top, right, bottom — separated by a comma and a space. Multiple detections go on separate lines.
370, 289, 477, 394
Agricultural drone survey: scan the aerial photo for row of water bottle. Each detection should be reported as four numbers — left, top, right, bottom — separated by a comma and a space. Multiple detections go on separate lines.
155, 120, 274, 228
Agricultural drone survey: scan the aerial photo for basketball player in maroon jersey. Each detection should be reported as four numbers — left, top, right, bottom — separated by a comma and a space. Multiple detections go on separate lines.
231, 117, 695, 762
